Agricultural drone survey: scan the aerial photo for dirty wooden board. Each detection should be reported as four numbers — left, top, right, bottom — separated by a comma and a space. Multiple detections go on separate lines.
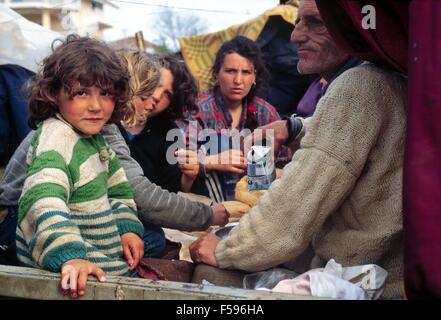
0, 265, 321, 300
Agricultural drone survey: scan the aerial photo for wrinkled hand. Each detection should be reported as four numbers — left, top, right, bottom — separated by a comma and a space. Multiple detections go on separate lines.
243, 120, 289, 158
189, 233, 221, 266
205, 149, 246, 174
211, 203, 230, 226
121, 232, 144, 270
60, 259, 106, 299
176, 149, 199, 179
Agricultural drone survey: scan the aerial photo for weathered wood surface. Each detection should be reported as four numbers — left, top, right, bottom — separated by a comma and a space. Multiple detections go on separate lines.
0, 265, 321, 300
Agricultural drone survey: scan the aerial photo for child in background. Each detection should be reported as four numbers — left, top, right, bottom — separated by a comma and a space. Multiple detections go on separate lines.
117, 50, 168, 258
17, 35, 144, 298
120, 54, 202, 194
118, 50, 161, 135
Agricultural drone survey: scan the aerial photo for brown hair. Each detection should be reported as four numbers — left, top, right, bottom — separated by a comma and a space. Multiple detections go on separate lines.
211, 36, 269, 131
158, 54, 199, 120
211, 36, 269, 104
27, 34, 130, 129
118, 50, 161, 128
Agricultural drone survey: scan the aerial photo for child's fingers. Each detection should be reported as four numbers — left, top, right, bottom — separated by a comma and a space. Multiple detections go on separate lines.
60, 268, 71, 293
90, 266, 106, 283
130, 244, 141, 269
61, 265, 77, 294
68, 269, 78, 298
123, 244, 134, 270
77, 268, 89, 296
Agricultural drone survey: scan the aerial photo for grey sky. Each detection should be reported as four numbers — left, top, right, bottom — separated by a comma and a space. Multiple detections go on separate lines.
104, 0, 279, 42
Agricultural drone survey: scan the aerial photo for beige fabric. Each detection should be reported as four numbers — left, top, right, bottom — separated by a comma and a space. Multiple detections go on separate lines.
215, 63, 407, 299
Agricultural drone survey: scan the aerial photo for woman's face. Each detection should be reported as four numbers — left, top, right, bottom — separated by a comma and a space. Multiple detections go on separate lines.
216, 52, 256, 106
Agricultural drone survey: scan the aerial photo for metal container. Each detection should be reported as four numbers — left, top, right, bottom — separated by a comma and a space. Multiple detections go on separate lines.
212, 222, 239, 239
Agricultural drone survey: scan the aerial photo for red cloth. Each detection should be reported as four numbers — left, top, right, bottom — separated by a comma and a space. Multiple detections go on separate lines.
404, 0, 441, 299
316, 0, 408, 73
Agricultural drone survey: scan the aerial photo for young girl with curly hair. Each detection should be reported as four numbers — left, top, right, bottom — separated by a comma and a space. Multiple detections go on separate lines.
18, 35, 144, 298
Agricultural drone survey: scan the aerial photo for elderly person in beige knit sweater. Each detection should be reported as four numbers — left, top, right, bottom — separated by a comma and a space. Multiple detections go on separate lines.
189, 0, 406, 299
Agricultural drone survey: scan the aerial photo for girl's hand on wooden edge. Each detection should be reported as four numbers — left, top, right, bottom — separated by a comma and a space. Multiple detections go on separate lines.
60, 259, 106, 299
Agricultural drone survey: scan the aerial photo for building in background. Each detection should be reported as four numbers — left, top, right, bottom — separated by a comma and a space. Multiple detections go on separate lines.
1, 0, 116, 39
109, 36, 162, 54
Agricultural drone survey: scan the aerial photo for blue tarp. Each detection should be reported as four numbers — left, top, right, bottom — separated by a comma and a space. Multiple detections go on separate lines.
0, 64, 34, 166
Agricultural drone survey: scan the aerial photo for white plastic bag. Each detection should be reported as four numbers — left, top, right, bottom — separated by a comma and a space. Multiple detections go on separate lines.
0, 4, 61, 72
272, 259, 388, 300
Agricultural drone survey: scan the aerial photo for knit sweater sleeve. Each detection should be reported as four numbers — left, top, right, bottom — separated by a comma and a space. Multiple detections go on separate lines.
0, 131, 34, 207
105, 138, 144, 238
215, 64, 392, 271
18, 122, 86, 272
102, 124, 213, 231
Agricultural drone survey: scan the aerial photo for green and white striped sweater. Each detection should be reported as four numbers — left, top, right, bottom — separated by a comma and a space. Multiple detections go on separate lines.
16, 116, 144, 275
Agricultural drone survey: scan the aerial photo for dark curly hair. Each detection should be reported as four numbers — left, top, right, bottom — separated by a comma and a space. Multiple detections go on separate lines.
27, 34, 129, 129
211, 36, 270, 131
157, 54, 199, 120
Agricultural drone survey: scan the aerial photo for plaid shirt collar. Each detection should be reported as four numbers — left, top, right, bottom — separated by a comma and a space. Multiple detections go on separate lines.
213, 87, 249, 130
